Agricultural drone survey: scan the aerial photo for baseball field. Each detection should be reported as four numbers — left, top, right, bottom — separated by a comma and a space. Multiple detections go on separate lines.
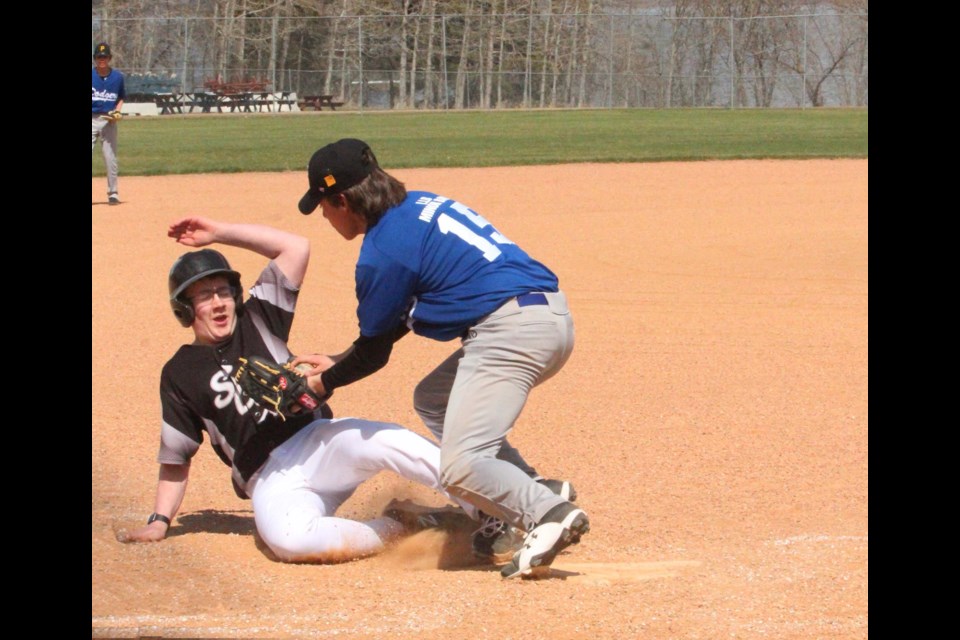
92, 109, 868, 639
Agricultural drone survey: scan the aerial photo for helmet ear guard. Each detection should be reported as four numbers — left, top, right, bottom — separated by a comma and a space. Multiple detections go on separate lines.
171, 297, 197, 328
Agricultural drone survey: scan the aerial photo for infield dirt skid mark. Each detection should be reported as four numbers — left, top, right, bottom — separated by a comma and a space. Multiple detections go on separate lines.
544, 560, 702, 584
383, 530, 702, 583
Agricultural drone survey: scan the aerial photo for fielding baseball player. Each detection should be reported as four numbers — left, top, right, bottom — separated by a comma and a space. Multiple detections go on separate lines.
293, 139, 589, 578
92, 42, 125, 205
116, 216, 477, 562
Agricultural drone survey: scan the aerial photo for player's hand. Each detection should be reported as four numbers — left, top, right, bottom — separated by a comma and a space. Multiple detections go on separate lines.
289, 353, 336, 377
168, 217, 221, 247
116, 521, 168, 543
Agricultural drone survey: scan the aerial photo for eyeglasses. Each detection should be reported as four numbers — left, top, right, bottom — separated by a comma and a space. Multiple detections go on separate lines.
189, 285, 237, 305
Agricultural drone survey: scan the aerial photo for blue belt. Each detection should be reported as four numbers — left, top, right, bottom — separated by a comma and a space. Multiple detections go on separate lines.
461, 293, 550, 339
516, 292, 548, 307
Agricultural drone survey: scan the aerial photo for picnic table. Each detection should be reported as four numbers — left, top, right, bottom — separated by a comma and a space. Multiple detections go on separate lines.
149, 82, 298, 115
222, 92, 255, 112
297, 95, 346, 111
275, 92, 296, 111
154, 93, 184, 115
247, 91, 293, 112
219, 91, 294, 113
185, 91, 223, 113
193, 78, 297, 113
154, 91, 227, 114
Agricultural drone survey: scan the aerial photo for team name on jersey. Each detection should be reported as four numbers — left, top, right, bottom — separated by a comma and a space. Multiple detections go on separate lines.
92, 88, 119, 102
417, 195, 448, 222
209, 364, 276, 424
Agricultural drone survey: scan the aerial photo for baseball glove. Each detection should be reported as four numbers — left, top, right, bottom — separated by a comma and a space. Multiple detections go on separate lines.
100, 109, 123, 122
233, 355, 330, 420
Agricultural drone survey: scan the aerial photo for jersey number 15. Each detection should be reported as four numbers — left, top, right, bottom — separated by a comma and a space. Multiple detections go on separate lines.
437, 201, 513, 262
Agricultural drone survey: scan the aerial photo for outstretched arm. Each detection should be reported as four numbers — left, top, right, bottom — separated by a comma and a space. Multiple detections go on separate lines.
116, 463, 190, 543
293, 323, 411, 395
168, 217, 311, 287
290, 346, 353, 373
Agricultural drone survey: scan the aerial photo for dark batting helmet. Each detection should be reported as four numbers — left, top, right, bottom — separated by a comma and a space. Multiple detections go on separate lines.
168, 249, 243, 327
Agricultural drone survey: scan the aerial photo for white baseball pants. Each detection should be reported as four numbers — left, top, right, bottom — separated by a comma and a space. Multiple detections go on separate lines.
250, 417, 464, 563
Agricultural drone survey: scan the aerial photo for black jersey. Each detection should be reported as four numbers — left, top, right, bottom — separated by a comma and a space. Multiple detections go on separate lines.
157, 261, 319, 496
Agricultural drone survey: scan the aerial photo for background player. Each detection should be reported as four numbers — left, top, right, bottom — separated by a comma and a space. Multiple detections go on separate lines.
92, 41, 125, 205
116, 216, 475, 562
293, 139, 588, 578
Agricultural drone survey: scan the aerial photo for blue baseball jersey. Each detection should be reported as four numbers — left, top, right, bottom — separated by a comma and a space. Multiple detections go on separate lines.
92, 67, 126, 114
356, 191, 559, 341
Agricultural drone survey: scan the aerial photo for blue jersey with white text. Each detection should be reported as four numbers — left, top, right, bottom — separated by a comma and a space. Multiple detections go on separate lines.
92, 67, 126, 114
356, 190, 559, 341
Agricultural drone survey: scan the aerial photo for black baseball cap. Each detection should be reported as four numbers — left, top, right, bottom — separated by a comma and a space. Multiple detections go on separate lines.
94, 42, 112, 58
298, 138, 379, 215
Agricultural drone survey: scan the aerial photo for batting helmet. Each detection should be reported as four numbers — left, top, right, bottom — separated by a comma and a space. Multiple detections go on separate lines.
168, 249, 243, 327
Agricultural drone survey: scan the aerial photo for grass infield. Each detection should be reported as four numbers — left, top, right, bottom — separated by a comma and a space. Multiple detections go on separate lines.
92, 107, 867, 176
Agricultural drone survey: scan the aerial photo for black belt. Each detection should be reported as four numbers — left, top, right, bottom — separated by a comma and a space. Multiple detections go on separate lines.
516, 292, 548, 307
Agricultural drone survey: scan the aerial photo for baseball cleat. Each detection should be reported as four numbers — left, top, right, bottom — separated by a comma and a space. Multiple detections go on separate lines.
108, 193, 121, 205
472, 478, 579, 564
537, 478, 577, 502
471, 513, 525, 565
381, 498, 473, 534
500, 502, 590, 579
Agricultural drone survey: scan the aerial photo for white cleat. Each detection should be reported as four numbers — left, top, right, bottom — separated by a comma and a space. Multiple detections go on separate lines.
500, 502, 590, 579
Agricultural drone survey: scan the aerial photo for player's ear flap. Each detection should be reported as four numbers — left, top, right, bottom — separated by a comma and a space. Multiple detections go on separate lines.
171, 298, 195, 327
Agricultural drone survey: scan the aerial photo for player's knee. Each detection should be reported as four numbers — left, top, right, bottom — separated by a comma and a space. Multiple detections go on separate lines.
259, 526, 339, 563
413, 380, 444, 420
438, 452, 471, 491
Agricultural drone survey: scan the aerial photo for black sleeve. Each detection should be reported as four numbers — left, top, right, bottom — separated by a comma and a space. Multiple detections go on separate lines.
320, 323, 410, 391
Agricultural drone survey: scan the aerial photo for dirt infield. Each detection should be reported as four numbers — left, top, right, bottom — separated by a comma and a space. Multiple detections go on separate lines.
92, 159, 868, 639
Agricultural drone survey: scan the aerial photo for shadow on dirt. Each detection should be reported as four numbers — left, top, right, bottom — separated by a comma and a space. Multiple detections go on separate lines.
165, 509, 256, 538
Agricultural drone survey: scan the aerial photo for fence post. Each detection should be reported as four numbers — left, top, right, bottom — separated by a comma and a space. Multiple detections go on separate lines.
358, 16, 364, 111
270, 16, 278, 92
608, 14, 614, 107
802, 13, 808, 109
442, 16, 448, 110
181, 18, 190, 94
524, 9, 533, 108
729, 16, 735, 109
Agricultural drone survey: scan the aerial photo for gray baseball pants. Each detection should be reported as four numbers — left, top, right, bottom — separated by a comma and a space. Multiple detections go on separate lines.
413, 291, 575, 532
92, 115, 119, 196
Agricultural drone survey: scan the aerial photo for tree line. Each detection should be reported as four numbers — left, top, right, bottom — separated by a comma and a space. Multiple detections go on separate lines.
91, 0, 868, 109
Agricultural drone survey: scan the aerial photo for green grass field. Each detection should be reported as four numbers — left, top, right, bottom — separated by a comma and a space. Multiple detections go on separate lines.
92, 108, 868, 176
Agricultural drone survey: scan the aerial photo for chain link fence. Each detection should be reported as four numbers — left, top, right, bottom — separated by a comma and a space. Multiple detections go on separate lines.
92, 11, 867, 110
